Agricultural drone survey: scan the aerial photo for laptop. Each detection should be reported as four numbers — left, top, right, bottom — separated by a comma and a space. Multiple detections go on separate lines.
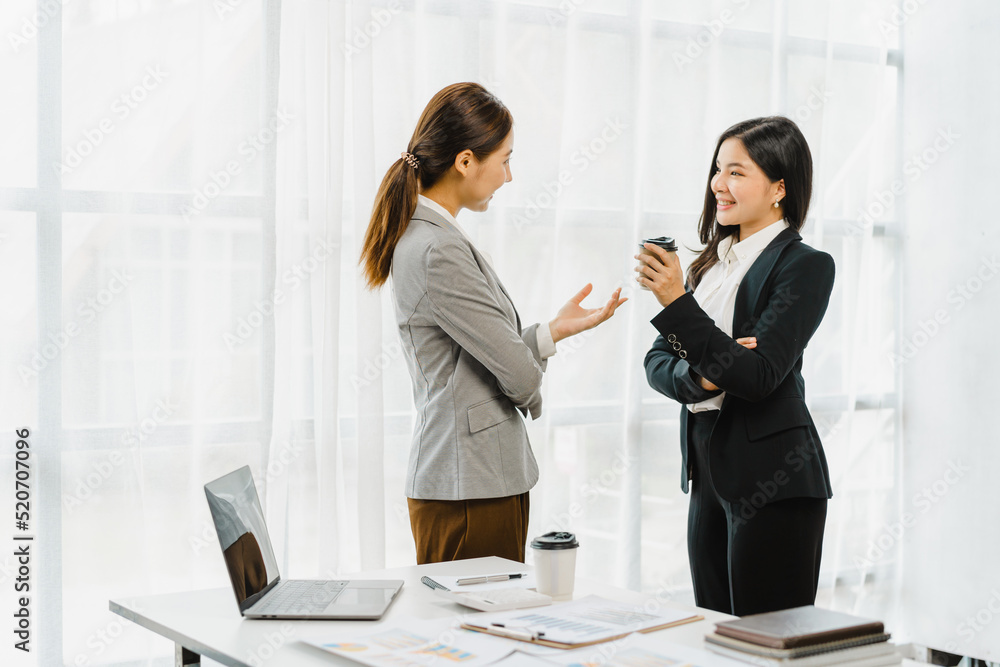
204, 465, 403, 619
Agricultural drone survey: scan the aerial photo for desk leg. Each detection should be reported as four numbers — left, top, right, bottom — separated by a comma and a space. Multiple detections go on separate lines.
175, 644, 200, 666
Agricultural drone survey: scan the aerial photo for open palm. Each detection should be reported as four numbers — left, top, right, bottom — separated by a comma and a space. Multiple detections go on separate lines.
549, 283, 628, 343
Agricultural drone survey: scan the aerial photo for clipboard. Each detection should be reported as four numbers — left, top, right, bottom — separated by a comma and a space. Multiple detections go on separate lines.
460, 594, 703, 649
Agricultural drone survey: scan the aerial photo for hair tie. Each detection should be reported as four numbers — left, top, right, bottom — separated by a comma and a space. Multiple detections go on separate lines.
401, 152, 419, 170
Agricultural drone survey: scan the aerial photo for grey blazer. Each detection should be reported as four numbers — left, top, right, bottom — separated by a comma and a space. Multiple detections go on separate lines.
392, 203, 547, 500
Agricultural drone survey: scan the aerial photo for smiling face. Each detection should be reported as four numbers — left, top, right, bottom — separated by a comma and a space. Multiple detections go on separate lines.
711, 137, 785, 237
460, 131, 513, 213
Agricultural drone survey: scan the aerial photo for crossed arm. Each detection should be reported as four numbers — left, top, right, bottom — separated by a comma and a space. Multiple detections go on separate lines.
642, 248, 835, 403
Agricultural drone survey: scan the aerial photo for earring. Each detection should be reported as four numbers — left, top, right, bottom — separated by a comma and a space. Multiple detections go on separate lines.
773, 199, 780, 209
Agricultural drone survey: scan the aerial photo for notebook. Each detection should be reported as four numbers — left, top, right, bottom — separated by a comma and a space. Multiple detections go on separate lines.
714, 605, 885, 649
705, 630, 892, 659
204, 465, 403, 619
705, 640, 900, 667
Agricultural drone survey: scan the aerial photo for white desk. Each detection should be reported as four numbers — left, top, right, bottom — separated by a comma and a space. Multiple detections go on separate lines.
110, 557, 921, 667
110, 557, 736, 666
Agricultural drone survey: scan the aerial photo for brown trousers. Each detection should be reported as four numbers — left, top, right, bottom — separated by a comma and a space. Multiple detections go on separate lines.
407, 492, 530, 564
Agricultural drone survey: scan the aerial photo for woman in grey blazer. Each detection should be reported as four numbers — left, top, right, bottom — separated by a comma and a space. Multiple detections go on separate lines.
360, 82, 626, 564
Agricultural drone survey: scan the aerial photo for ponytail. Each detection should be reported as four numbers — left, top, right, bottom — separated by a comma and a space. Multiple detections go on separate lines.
359, 82, 514, 290
360, 156, 418, 288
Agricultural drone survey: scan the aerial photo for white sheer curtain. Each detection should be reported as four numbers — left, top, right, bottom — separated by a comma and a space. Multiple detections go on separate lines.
269, 0, 906, 610
0, 1, 914, 665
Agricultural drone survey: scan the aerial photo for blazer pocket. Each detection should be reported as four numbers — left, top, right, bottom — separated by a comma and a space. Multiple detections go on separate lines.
468, 396, 515, 433
745, 397, 814, 441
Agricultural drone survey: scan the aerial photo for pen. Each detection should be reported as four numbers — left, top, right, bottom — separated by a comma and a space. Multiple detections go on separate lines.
420, 576, 450, 591
489, 622, 544, 641
456, 573, 526, 586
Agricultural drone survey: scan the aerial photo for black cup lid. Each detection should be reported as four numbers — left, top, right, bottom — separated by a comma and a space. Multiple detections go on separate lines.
640, 236, 677, 251
530, 531, 579, 550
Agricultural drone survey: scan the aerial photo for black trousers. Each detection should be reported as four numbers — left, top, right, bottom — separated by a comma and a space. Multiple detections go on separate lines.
686, 409, 827, 616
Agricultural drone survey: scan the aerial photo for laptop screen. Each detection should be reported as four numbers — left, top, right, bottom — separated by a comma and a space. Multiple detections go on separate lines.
204, 466, 281, 611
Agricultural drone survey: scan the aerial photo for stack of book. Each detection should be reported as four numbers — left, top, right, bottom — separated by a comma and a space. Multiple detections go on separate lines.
704, 605, 901, 666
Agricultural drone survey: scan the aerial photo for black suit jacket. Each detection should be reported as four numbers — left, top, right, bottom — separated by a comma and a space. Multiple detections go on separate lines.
644, 228, 835, 506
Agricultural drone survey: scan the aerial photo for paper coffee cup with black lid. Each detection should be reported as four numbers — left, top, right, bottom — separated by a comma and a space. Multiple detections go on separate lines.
530, 532, 579, 601
637, 237, 678, 290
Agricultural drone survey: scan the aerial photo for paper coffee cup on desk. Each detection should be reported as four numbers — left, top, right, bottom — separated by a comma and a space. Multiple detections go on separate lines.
637, 236, 678, 291
530, 532, 579, 601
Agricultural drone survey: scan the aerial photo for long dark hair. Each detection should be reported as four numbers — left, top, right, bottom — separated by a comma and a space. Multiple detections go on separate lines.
687, 116, 813, 291
359, 82, 514, 288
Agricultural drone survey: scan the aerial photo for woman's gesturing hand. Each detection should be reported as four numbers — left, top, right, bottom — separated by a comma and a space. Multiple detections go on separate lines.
697, 337, 758, 391
634, 243, 686, 308
548, 284, 628, 343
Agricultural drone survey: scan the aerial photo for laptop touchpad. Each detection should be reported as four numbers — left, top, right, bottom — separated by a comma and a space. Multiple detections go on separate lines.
334, 586, 397, 607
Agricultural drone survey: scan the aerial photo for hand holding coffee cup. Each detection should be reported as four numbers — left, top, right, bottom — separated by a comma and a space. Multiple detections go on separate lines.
635, 237, 686, 308
635, 237, 677, 291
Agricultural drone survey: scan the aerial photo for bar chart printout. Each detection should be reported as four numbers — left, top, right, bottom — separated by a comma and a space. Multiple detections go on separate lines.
303, 619, 516, 667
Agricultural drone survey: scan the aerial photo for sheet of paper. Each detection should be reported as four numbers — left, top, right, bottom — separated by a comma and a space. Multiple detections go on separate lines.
544, 633, 752, 667
463, 595, 700, 646
513, 642, 578, 657
428, 572, 536, 592
490, 651, 567, 667
302, 617, 517, 667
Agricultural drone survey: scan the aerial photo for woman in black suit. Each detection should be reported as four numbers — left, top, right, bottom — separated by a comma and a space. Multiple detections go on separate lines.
638, 117, 835, 616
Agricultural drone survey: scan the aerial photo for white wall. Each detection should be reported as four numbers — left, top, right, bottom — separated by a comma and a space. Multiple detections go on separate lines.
901, 1, 1000, 660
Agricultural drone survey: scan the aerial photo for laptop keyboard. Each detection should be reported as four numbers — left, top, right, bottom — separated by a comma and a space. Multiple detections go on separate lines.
251, 580, 349, 616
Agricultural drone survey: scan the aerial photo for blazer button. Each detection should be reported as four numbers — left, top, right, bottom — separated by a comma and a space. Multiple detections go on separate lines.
672, 341, 682, 351
667, 334, 677, 343
679, 350, 688, 359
